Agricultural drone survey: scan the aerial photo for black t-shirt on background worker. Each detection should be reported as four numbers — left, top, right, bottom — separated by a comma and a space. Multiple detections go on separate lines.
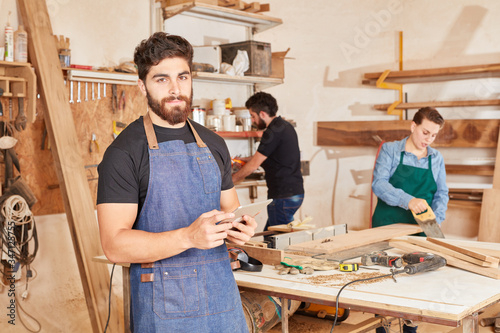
257, 116, 304, 199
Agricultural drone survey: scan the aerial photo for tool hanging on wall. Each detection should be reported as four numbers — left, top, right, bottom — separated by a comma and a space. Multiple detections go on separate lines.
69, 81, 74, 103
89, 133, 99, 153
103, 83, 107, 97
97, 82, 101, 100
118, 90, 126, 112
76, 81, 81, 103
0, 88, 4, 116
92, 82, 95, 100
85, 82, 88, 101
111, 84, 118, 113
15, 97, 27, 131
112, 121, 127, 139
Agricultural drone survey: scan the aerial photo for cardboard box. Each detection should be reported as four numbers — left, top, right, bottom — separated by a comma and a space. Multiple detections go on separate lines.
220, 40, 272, 77
270, 48, 290, 79
162, 0, 217, 6
193, 45, 221, 73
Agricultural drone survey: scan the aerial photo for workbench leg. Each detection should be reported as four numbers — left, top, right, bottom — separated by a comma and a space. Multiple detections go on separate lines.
123, 266, 131, 333
462, 312, 478, 333
281, 298, 289, 333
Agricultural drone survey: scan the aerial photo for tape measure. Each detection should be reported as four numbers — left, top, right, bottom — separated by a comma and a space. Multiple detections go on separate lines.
339, 263, 359, 272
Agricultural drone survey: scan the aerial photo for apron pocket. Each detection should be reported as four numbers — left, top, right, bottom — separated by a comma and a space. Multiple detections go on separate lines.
196, 155, 220, 194
205, 257, 238, 315
153, 265, 200, 319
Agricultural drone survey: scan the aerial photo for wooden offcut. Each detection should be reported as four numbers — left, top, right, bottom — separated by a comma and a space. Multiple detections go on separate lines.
227, 242, 283, 265
17, 1, 120, 332
316, 119, 500, 148
287, 223, 422, 254
389, 240, 500, 280
427, 237, 499, 265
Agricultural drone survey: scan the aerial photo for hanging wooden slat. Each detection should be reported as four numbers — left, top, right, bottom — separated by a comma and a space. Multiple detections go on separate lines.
17, 1, 120, 332
374, 99, 500, 110
317, 119, 500, 148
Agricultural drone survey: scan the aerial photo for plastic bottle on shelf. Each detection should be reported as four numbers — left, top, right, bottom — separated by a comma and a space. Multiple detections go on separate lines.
4, 11, 14, 62
14, 25, 28, 63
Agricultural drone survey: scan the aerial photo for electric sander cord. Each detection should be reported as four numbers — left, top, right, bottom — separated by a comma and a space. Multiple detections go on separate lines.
330, 270, 402, 333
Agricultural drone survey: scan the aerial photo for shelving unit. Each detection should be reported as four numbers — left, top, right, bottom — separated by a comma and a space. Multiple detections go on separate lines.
215, 130, 263, 138
363, 62, 500, 115
161, 1, 282, 33
192, 71, 282, 89
0, 60, 36, 123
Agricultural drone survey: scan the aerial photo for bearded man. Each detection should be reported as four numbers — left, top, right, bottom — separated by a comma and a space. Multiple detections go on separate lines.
232, 92, 304, 231
96, 33, 255, 333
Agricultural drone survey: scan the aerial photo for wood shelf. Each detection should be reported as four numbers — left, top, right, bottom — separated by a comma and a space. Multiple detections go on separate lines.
363, 62, 500, 85
215, 130, 262, 138
0, 60, 37, 123
162, 1, 282, 33
374, 99, 500, 110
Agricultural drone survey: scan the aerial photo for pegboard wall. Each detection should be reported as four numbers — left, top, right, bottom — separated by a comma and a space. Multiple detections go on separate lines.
0, 82, 147, 216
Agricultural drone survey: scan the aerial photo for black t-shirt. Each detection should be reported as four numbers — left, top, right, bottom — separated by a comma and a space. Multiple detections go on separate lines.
257, 116, 304, 199
97, 117, 233, 214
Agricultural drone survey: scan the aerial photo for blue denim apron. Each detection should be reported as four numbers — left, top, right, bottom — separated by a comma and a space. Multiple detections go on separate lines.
129, 113, 248, 333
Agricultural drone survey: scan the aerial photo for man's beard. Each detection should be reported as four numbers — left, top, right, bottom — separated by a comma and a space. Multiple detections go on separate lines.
255, 116, 266, 130
147, 90, 192, 126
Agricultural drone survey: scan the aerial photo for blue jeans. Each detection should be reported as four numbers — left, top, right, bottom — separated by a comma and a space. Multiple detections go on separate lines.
264, 194, 304, 231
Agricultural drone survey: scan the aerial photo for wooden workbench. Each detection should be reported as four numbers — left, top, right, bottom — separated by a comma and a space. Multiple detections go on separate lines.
234, 245, 500, 333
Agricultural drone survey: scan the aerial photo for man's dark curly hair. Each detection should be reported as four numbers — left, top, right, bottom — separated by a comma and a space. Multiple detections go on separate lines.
134, 32, 193, 81
245, 92, 278, 117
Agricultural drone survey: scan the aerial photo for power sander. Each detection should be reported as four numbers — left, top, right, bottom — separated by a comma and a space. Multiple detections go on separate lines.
361, 251, 403, 268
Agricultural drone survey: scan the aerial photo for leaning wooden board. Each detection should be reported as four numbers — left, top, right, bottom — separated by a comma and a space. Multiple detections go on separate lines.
287, 223, 422, 254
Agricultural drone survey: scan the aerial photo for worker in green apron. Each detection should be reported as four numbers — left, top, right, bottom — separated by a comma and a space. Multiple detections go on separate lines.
372, 107, 449, 333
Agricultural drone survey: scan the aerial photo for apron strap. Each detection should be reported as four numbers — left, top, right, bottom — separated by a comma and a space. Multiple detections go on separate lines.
143, 112, 159, 150
186, 119, 207, 148
143, 112, 207, 149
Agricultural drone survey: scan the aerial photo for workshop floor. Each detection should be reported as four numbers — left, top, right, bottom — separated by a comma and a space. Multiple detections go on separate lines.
268, 304, 500, 333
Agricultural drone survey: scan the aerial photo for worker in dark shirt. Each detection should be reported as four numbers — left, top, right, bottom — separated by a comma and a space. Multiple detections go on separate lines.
232, 92, 304, 230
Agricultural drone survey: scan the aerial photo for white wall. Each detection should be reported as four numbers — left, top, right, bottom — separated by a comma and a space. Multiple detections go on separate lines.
1, 0, 499, 330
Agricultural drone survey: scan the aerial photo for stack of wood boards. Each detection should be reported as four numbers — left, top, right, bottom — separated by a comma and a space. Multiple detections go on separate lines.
390, 236, 500, 279
286, 223, 422, 254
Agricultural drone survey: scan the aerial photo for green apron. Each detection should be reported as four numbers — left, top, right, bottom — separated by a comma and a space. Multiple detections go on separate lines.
372, 151, 437, 231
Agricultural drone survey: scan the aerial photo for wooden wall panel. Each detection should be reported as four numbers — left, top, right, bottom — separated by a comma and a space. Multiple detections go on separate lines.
3, 83, 146, 216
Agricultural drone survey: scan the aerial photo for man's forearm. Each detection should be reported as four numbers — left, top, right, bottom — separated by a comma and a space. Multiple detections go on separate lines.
232, 163, 256, 183
103, 228, 191, 264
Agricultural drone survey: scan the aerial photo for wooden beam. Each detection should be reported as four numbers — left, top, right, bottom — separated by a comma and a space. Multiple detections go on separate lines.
427, 237, 499, 265
363, 63, 500, 85
17, 1, 120, 332
227, 242, 283, 265
316, 119, 500, 148
374, 99, 500, 110
287, 223, 422, 254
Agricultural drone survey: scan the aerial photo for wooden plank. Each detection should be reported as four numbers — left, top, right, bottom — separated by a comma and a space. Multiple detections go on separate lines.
244, 2, 260, 12
363, 63, 500, 84
17, 1, 120, 332
401, 236, 497, 268
227, 242, 283, 265
374, 99, 500, 110
478, 128, 500, 242
287, 223, 422, 254
316, 120, 500, 148
427, 237, 499, 265
257, 3, 270, 12
389, 240, 500, 279
478, 188, 500, 242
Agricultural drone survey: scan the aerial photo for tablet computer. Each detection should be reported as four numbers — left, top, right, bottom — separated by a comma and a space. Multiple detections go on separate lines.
220, 199, 272, 224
